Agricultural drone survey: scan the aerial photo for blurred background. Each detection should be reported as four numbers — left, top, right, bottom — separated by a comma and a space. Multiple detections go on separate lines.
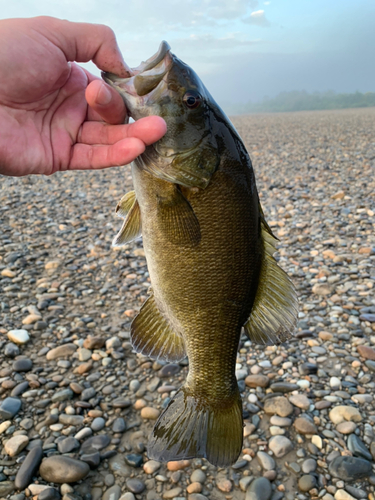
1, 0, 374, 113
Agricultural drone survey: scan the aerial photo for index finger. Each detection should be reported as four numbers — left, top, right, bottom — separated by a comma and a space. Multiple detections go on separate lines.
33, 16, 132, 77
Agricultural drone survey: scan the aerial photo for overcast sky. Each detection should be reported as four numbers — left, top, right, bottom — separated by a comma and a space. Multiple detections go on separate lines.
1, 0, 374, 106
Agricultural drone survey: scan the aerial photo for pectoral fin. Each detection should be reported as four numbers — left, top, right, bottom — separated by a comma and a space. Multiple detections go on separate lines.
112, 192, 142, 246
131, 293, 186, 362
157, 185, 201, 246
244, 219, 298, 345
115, 190, 137, 219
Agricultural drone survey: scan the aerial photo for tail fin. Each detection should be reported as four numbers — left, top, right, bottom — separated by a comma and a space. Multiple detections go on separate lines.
147, 385, 243, 467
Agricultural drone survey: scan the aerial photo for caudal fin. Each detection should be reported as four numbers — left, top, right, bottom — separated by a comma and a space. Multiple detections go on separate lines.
147, 386, 243, 467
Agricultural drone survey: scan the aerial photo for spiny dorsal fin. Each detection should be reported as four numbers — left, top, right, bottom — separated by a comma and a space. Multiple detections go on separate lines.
131, 293, 186, 362
116, 190, 137, 219
112, 192, 142, 246
244, 219, 298, 345
157, 186, 201, 246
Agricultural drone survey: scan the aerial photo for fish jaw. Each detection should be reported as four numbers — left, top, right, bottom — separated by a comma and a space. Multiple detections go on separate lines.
102, 41, 173, 120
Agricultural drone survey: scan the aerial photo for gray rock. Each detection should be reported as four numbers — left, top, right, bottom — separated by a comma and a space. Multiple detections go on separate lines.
39, 456, 90, 483
302, 458, 317, 473
126, 478, 145, 494
4, 342, 19, 358
257, 451, 276, 471
11, 381, 29, 397
57, 437, 80, 454
37, 488, 61, 500
91, 417, 105, 431
365, 360, 375, 372
51, 388, 73, 402
264, 396, 294, 417
298, 475, 317, 492
14, 446, 43, 490
80, 434, 110, 453
345, 485, 367, 499
12, 358, 33, 372
46, 343, 77, 360
329, 456, 372, 481
112, 418, 126, 433
81, 450, 100, 468
0, 482, 15, 496
299, 363, 317, 375
347, 434, 372, 461
102, 485, 121, 500
246, 477, 272, 500
81, 387, 96, 400
158, 363, 180, 377
190, 470, 206, 483
0, 397, 22, 419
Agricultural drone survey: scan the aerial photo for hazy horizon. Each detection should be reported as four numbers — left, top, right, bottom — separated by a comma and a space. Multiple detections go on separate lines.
1, 0, 374, 108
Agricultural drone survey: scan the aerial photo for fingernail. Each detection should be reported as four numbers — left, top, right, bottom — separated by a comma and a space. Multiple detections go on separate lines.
97, 83, 112, 105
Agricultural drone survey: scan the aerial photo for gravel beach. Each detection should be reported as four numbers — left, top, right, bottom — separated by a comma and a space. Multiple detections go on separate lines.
0, 107, 374, 500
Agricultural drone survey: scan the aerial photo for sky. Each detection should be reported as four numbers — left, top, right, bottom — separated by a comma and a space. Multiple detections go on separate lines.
1, 0, 375, 107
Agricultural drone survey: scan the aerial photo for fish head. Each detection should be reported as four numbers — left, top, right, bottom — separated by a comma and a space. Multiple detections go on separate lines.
103, 41, 223, 188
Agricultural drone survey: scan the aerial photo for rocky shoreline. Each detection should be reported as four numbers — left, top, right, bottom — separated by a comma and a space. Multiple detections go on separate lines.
0, 108, 374, 500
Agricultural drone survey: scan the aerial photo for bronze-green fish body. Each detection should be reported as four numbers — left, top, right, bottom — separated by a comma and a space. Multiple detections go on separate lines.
104, 42, 297, 467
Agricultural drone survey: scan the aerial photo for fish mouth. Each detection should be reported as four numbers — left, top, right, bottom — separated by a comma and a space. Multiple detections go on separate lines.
102, 41, 172, 115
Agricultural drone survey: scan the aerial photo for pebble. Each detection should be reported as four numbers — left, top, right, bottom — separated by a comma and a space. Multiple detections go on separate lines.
347, 434, 372, 461
14, 446, 43, 490
190, 469, 206, 483
167, 460, 191, 471
245, 477, 272, 500
144, 460, 161, 474
39, 456, 90, 483
102, 485, 121, 500
245, 374, 270, 388
294, 416, 317, 434
12, 358, 33, 372
141, 407, 160, 419
302, 458, 317, 473
37, 488, 61, 500
329, 456, 372, 481
289, 394, 311, 410
91, 417, 106, 431
0, 397, 22, 419
7, 329, 30, 344
112, 417, 126, 433
334, 491, 356, 500
264, 396, 294, 417
4, 435, 29, 457
329, 406, 362, 424
257, 451, 276, 470
46, 344, 77, 360
163, 487, 183, 498
268, 436, 293, 457
336, 421, 357, 434
298, 474, 317, 492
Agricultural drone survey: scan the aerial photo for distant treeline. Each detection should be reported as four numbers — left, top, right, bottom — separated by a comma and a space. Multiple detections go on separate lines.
228, 90, 375, 114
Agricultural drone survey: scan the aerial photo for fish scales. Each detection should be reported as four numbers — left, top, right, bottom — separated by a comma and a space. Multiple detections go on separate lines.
104, 40, 298, 467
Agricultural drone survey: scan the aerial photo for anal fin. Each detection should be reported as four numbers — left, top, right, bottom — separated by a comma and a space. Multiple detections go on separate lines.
131, 293, 186, 362
112, 191, 142, 246
244, 218, 298, 345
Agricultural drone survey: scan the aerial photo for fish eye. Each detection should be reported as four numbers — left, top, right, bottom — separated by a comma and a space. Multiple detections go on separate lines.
183, 90, 202, 109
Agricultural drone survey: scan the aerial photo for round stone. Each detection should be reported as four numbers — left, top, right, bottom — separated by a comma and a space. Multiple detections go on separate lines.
143, 460, 161, 474
245, 477, 272, 500
298, 474, 317, 492
126, 478, 145, 494
112, 417, 126, 433
289, 394, 311, 410
257, 451, 276, 470
7, 329, 30, 344
336, 421, 357, 434
39, 456, 90, 483
12, 358, 33, 372
245, 374, 270, 388
190, 469, 206, 483
329, 406, 362, 424
14, 446, 43, 490
302, 458, 317, 473
141, 407, 160, 419
91, 417, 106, 431
329, 456, 372, 481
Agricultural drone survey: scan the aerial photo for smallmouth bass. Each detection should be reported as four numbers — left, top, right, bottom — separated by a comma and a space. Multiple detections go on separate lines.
103, 42, 297, 467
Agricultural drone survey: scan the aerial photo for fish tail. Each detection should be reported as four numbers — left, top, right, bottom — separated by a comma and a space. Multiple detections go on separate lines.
147, 385, 243, 467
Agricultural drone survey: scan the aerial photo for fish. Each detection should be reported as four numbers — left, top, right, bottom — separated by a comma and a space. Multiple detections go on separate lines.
103, 41, 298, 467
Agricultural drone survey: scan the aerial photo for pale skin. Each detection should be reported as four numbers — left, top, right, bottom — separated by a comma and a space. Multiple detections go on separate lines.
0, 16, 167, 176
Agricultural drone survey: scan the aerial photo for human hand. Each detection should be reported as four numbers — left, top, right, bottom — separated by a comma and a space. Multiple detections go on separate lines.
0, 16, 166, 176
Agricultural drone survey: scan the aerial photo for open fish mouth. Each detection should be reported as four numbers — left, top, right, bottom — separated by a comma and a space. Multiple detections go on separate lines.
102, 41, 173, 114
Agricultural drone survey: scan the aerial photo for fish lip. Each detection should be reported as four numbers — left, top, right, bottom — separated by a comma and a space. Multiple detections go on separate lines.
102, 41, 173, 115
